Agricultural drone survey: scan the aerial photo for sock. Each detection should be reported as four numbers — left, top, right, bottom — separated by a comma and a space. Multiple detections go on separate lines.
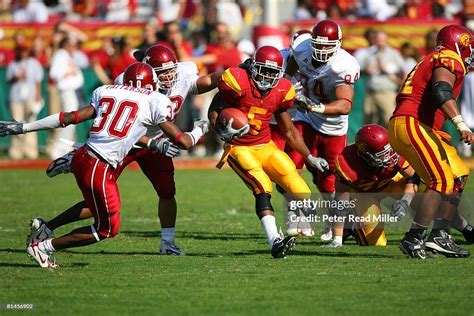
38, 239, 55, 254
432, 218, 451, 233
409, 221, 428, 239
260, 215, 280, 247
161, 227, 175, 243
451, 214, 469, 231
333, 235, 343, 245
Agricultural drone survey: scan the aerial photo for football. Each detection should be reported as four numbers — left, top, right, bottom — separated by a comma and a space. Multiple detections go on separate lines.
217, 108, 248, 130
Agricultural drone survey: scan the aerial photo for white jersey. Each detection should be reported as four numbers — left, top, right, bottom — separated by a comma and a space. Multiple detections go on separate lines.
87, 85, 170, 168
292, 39, 360, 136
115, 61, 199, 140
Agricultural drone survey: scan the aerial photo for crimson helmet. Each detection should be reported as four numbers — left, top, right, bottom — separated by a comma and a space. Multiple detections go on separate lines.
143, 45, 178, 94
355, 124, 400, 168
436, 24, 473, 68
123, 63, 157, 91
311, 20, 342, 63
250, 46, 284, 91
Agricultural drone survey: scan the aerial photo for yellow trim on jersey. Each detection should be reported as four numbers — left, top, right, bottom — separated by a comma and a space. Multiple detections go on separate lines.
432, 50, 467, 74
221, 69, 242, 95
283, 85, 295, 102
335, 158, 352, 183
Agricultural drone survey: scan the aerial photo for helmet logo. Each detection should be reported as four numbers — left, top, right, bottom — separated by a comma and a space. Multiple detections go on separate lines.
460, 33, 471, 47
136, 74, 144, 79
265, 60, 277, 67
316, 36, 329, 41
162, 61, 175, 69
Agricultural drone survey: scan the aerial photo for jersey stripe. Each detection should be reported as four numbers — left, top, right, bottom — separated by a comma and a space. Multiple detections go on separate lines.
222, 69, 242, 95
283, 85, 295, 102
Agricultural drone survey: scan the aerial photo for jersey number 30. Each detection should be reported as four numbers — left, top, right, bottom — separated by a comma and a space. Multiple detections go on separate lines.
90, 97, 139, 138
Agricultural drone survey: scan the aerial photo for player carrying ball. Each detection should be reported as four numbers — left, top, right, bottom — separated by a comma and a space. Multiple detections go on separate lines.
208, 46, 329, 258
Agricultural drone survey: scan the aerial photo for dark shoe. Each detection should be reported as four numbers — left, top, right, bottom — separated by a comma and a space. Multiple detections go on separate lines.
399, 233, 427, 259
271, 236, 296, 259
425, 230, 470, 258
461, 225, 474, 244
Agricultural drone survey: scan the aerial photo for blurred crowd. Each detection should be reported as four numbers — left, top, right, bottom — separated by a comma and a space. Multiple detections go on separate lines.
2, 0, 474, 160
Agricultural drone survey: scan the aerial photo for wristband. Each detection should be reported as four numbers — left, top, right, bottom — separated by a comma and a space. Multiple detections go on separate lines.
185, 126, 204, 146
173, 132, 184, 145
59, 112, 65, 127
146, 138, 155, 149
451, 115, 471, 132
73, 111, 80, 125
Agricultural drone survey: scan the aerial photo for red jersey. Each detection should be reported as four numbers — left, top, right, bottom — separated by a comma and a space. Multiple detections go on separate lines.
335, 144, 409, 192
393, 49, 467, 130
218, 67, 295, 146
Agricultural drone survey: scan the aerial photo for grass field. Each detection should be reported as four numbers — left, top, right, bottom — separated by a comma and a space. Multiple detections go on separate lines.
1, 168, 473, 315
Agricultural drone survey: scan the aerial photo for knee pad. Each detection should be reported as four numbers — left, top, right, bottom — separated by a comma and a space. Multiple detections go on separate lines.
449, 176, 467, 207
255, 193, 273, 216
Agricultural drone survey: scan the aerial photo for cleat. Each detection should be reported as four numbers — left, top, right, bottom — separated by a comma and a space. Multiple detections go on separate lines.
320, 226, 333, 242
321, 240, 342, 248
399, 233, 427, 259
46, 151, 74, 177
271, 236, 296, 259
342, 228, 355, 242
26, 218, 54, 246
461, 225, 474, 244
425, 230, 470, 258
159, 240, 186, 256
26, 242, 59, 269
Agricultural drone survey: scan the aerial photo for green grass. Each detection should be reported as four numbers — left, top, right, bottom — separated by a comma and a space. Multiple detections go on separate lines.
0, 169, 473, 315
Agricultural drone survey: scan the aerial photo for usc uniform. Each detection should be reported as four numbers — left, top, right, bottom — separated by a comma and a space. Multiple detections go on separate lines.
218, 67, 311, 198
389, 49, 469, 193
335, 144, 410, 246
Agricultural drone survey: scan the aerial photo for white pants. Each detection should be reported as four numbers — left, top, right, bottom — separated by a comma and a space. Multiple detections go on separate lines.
49, 89, 79, 159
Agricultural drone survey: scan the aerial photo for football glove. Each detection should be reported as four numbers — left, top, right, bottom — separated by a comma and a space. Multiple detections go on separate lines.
0, 120, 23, 136
391, 198, 409, 220
194, 120, 209, 134
219, 118, 250, 142
306, 154, 329, 173
294, 82, 325, 113
148, 138, 180, 158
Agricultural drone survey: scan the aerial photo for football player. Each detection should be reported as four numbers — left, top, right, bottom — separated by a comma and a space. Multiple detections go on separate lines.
389, 24, 473, 259
208, 46, 329, 258
328, 125, 419, 247
282, 20, 360, 241
30, 45, 222, 255
0, 63, 208, 268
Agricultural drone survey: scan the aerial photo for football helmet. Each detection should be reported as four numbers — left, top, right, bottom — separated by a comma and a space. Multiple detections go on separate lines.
143, 45, 178, 93
311, 20, 342, 63
355, 124, 399, 168
123, 63, 157, 91
436, 24, 473, 68
250, 45, 284, 91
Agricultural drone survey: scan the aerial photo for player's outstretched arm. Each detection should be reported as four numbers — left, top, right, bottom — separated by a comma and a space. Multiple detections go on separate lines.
275, 111, 329, 172
195, 70, 224, 94
296, 84, 353, 115
136, 136, 180, 158
433, 67, 474, 144
159, 120, 208, 150
0, 106, 96, 137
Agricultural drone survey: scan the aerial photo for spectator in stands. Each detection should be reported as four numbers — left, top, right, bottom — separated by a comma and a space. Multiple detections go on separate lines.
398, 0, 432, 19
294, 0, 314, 20
422, 28, 438, 56
6, 44, 43, 160
353, 27, 377, 66
137, 22, 160, 52
104, 0, 136, 22
31, 36, 49, 67
0, 0, 12, 22
90, 37, 115, 85
48, 35, 84, 159
158, 20, 193, 60
155, 0, 187, 26
361, 30, 405, 126
358, 0, 398, 21
12, 0, 49, 23
108, 36, 136, 80
400, 41, 420, 77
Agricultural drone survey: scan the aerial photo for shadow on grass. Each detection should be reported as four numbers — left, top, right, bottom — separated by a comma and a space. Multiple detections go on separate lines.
121, 230, 262, 240
290, 249, 397, 259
